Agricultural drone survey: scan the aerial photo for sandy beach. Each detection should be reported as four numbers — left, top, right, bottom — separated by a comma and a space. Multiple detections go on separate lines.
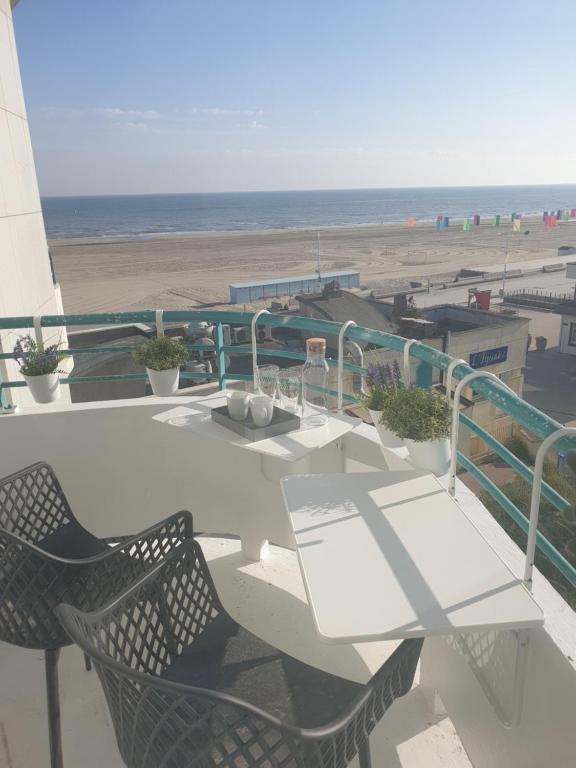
50, 217, 576, 313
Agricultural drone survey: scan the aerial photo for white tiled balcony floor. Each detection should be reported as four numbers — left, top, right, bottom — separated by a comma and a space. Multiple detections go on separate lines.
0, 536, 471, 768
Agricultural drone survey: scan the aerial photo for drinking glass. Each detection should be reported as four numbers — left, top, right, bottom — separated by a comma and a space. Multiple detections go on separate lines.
255, 364, 280, 400
279, 369, 301, 413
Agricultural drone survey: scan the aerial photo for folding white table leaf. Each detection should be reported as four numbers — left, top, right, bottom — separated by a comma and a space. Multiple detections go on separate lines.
281, 470, 543, 643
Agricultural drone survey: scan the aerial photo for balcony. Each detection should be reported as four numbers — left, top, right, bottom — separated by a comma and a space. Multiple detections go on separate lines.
1, 309, 576, 768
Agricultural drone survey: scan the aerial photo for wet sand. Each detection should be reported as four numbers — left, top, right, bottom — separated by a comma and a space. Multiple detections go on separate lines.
50, 217, 576, 313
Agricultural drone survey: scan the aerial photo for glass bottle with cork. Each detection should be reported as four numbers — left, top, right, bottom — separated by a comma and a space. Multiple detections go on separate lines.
302, 337, 329, 425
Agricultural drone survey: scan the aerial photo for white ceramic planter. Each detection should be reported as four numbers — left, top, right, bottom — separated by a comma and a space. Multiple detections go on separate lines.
23, 373, 61, 404
405, 438, 451, 476
146, 367, 180, 397
368, 409, 404, 448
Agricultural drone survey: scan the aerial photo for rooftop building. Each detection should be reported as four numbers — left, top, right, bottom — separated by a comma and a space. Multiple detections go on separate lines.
504, 263, 576, 356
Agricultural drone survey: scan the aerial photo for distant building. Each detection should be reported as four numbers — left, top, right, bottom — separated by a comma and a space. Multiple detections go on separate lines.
559, 264, 576, 355
504, 261, 576, 356
297, 289, 396, 341
229, 271, 360, 304
559, 305, 576, 356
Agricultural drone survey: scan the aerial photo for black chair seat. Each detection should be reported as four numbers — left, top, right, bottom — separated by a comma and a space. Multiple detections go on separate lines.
161, 613, 363, 729
38, 521, 109, 559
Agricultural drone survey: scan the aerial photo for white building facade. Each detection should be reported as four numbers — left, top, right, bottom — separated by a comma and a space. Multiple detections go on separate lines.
0, 0, 68, 409
559, 264, 576, 356
559, 308, 576, 356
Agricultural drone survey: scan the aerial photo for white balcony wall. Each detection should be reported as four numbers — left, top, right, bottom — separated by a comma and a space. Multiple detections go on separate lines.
0, 2, 69, 409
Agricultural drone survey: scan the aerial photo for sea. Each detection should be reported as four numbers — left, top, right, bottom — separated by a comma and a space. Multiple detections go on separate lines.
41, 184, 576, 240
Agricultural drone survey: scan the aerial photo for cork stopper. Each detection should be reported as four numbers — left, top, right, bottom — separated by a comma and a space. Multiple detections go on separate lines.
306, 337, 326, 355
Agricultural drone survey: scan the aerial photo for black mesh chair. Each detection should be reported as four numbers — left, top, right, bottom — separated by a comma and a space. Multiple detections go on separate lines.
0, 461, 193, 768
57, 540, 423, 768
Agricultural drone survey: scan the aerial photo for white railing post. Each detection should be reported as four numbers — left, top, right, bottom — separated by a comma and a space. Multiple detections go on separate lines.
33, 315, 44, 352
155, 309, 164, 337
402, 339, 419, 385
251, 310, 270, 392
337, 321, 356, 413
524, 426, 576, 589
445, 358, 467, 403
448, 370, 512, 496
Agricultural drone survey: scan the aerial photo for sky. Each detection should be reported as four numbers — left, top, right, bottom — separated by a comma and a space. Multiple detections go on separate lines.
12, 0, 576, 196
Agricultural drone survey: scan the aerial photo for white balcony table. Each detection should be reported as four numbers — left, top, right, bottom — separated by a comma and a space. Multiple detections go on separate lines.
153, 392, 360, 559
153, 392, 359, 463
281, 470, 544, 643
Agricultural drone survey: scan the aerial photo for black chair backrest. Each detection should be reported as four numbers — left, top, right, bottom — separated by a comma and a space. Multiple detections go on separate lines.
58, 542, 280, 768
60, 540, 225, 678
0, 463, 80, 648
0, 462, 76, 545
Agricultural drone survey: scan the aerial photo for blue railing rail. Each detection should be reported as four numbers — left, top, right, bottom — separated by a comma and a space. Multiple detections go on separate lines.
1, 309, 576, 588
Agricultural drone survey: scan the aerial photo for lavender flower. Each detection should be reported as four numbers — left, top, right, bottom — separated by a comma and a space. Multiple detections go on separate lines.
13, 335, 66, 376
365, 359, 401, 391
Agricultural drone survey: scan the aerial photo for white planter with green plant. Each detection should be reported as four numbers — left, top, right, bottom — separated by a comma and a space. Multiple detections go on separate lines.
13, 335, 66, 404
381, 386, 451, 476
133, 336, 189, 396
362, 358, 404, 448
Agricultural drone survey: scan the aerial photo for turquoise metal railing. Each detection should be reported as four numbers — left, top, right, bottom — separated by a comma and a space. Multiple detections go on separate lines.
1, 309, 575, 588
458, 453, 576, 588
459, 413, 568, 512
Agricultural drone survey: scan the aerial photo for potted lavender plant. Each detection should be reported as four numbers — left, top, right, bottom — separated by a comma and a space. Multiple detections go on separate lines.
13, 335, 67, 404
363, 358, 405, 448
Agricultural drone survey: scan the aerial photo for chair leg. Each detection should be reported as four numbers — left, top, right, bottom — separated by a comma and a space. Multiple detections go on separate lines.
45, 648, 63, 768
358, 740, 371, 768
83, 653, 92, 672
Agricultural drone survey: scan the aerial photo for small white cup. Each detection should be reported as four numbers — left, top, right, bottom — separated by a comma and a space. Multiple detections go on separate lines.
226, 390, 250, 421
250, 395, 274, 427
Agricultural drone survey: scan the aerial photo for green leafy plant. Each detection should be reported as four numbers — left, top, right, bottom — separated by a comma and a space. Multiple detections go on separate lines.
381, 386, 451, 442
13, 335, 67, 376
363, 384, 392, 413
133, 336, 188, 371
504, 435, 534, 467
